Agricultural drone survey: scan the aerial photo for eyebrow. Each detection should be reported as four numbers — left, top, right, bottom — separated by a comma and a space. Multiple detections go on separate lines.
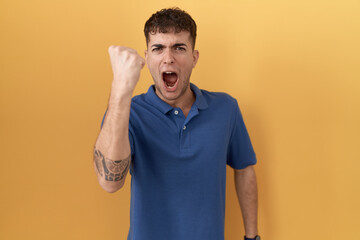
151, 43, 188, 48
173, 43, 187, 48
151, 44, 164, 48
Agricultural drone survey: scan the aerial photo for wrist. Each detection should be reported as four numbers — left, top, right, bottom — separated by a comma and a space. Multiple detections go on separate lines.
244, 235, 260, 240
111, 77, 137, 94
245, 230, 258, 238
108, 87, 133, 108
110, 84, 134, 99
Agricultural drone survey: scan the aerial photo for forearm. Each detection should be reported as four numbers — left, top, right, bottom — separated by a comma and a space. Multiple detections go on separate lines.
234, 166, 258, 238
94, 90, 133, 193
94, 45, 145, 193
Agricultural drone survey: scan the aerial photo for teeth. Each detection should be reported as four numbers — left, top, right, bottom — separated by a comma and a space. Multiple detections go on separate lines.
165, 72, 174, 74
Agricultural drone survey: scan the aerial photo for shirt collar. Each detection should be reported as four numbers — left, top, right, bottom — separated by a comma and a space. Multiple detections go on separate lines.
190, 83, 208, 110
144, 83, 208, 115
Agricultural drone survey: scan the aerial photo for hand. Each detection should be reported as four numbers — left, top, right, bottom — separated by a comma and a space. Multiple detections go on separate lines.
108, 45, 146, 95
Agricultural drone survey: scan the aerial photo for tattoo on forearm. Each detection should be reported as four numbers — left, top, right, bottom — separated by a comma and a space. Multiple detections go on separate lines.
93, 147, 131, 182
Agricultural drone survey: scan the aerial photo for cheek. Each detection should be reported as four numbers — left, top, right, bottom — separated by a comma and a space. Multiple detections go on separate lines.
147, 58, 160, 71
147, 63, 161, 81
182, 62, 195, 73
147, 62, 156, 73
180, 57, 195, 69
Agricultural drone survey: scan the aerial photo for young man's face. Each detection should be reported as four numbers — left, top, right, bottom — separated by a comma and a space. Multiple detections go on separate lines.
145, 30, 199, 106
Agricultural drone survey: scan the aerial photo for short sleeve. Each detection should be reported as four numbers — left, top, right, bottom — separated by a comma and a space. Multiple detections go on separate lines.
226, 100, 257, 169
128, 121, 135, 156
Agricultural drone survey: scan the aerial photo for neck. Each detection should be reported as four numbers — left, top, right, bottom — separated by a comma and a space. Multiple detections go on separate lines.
175, 90, 195, 118
160, 86, 195, 118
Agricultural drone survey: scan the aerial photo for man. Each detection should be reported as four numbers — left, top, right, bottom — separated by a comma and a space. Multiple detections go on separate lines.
94, 7, 260, 240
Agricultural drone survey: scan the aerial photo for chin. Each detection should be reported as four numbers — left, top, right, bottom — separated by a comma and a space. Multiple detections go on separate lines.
157, 88, 180, 101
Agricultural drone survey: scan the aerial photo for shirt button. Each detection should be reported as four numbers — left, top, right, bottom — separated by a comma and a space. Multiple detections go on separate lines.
174, 110, 179, 115
183, 125, 187, 130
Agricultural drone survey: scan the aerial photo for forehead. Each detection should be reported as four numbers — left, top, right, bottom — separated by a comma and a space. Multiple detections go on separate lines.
147, 31, 192, 46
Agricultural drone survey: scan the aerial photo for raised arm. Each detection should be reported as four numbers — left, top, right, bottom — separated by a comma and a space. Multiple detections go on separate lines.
93, 46, 145, 193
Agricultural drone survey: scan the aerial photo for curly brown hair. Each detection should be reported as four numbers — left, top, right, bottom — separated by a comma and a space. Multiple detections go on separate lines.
144, 7, 197, 50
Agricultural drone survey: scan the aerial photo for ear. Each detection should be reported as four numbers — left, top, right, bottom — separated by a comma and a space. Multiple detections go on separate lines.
192, 50, 199, 68
144, 49, 148, 62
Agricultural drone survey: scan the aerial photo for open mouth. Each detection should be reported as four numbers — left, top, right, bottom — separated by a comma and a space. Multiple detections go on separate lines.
162, 72, 178, 89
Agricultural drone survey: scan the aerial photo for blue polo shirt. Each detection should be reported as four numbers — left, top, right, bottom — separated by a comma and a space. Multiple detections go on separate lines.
122, 83, 257, 240
103, 83, 257, 240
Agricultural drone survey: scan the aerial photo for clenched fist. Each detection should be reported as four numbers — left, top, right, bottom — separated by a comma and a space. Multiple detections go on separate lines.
108, 46, 145, 96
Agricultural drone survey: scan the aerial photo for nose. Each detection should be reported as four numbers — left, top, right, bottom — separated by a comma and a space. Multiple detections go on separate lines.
163, 48, 174, 64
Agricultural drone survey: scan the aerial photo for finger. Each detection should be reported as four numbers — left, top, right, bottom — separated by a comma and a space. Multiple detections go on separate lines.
108, 45, 116, 54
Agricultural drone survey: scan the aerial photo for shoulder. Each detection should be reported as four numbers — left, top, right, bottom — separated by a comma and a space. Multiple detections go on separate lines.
128, 93, 150, 119
130, 93, 149, 110
131, 93, 146, 103
200, 88, 238, 109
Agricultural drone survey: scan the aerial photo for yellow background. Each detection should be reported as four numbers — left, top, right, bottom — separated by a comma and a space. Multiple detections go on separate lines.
1, 0, 359, 239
